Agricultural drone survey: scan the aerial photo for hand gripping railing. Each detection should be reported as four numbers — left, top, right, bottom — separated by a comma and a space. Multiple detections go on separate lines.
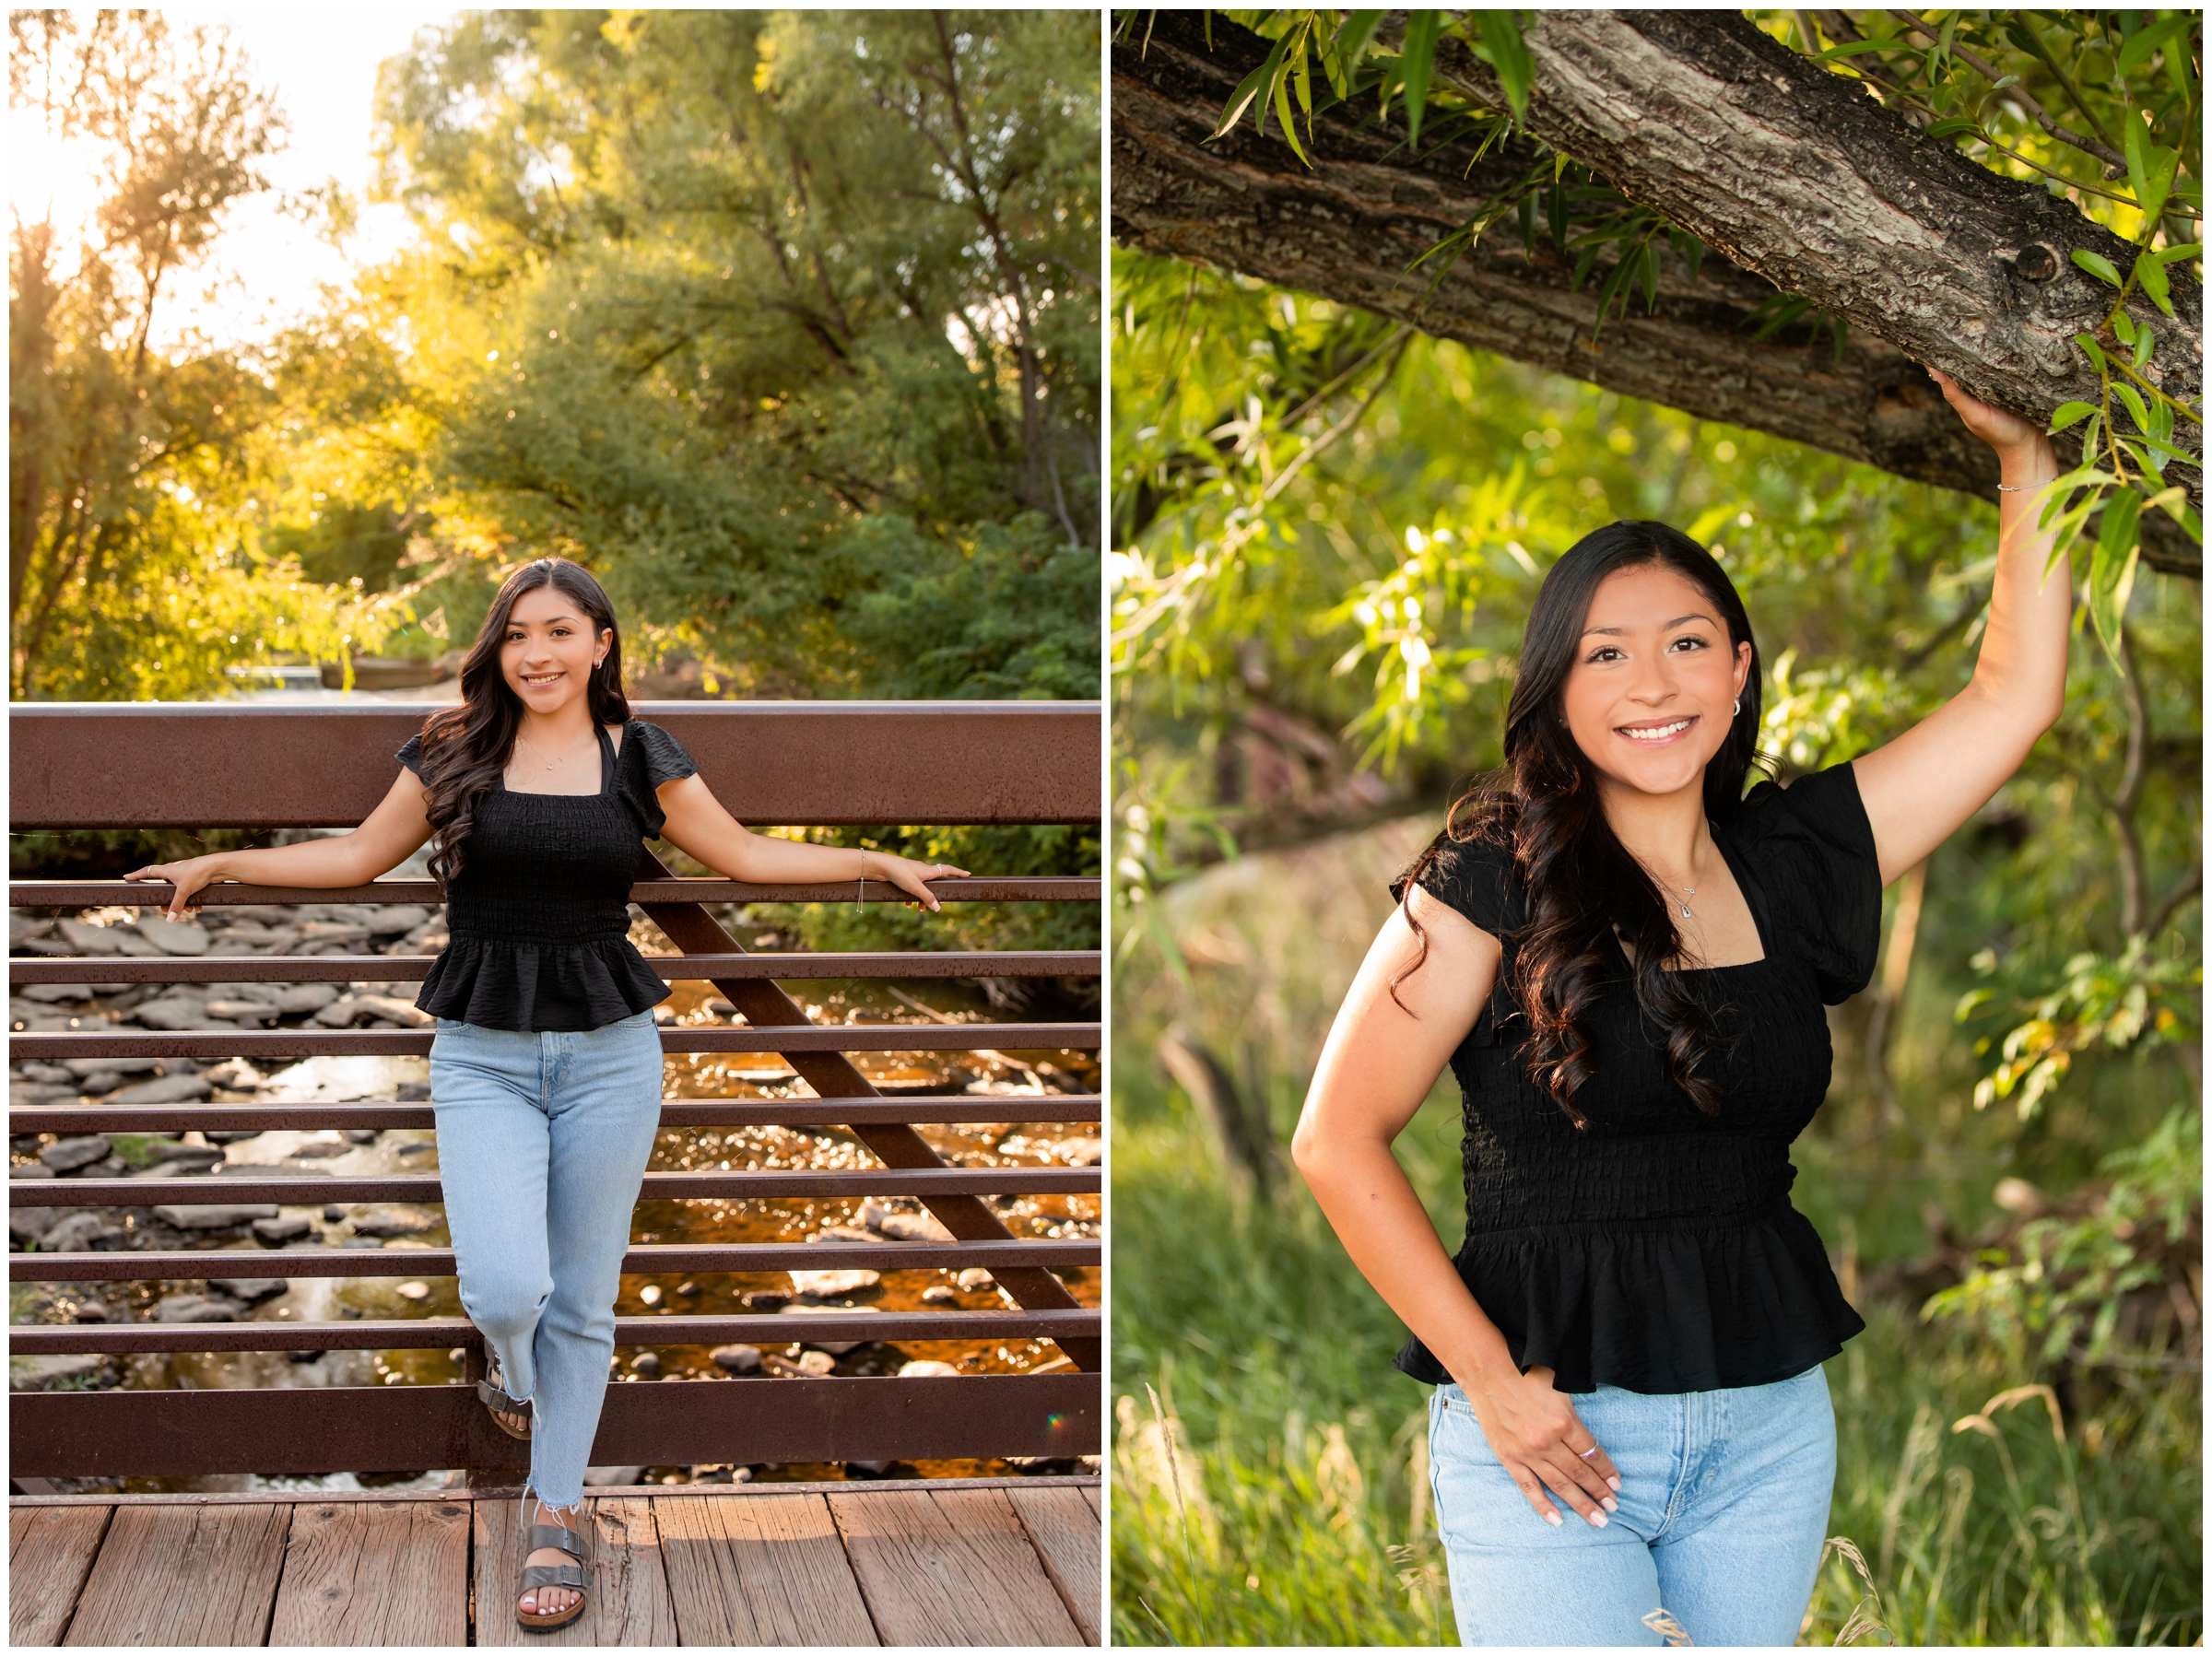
7, 701, 1101, 1485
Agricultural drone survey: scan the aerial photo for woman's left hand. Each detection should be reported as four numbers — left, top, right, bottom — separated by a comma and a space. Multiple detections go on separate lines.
1927, 366, 2049, 459
881, 854, 970, 913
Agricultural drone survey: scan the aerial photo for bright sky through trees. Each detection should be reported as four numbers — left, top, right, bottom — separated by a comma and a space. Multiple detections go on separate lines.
8, 4, 456, 354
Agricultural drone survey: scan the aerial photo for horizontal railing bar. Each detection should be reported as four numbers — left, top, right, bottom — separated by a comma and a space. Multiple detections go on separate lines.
11, 1239, 1101, 1282
8, 1474, 1102, 1508
7, 949, 1102, 984
7, 1025, 1100, 1062
9, 700, 1102, 830
9, 1096, 1102, 1134
10, 877, 1100, 908
10, 1371, 1104, 1476
9, 1167, 1100, 1207
7, 1308, 1100, 1355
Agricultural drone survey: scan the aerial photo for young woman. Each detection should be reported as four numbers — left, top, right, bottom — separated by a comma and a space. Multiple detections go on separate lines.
129, 558, 964, 1632
1291, 373, 2065, 1646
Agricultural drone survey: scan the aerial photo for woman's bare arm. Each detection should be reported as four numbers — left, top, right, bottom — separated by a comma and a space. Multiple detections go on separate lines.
654, 773, 966, 910
1850, 376, 2070, 884
1291, 888, 1620, 1528
125, 769, 436, 922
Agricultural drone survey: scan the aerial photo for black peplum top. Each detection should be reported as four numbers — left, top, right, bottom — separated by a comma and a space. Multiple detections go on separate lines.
1390, 760, 1881, 1395
396, 719, 700, 1033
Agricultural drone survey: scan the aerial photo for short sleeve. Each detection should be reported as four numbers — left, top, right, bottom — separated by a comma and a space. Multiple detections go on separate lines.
395, 734, 425, 776
1390, 830, 1515, 940
619, 720, 699, 840
1728, 761, 1882, 1004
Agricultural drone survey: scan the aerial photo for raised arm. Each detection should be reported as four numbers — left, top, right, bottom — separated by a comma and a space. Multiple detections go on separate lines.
1849, 373, 2069, 885
653, 773, 967, 912
1292, 891, 1621, 1530
125, 769, 436, 922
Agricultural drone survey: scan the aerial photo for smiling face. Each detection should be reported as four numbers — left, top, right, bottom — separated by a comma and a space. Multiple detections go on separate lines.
1559, 562, 1752, 803
500, 583, 609, 718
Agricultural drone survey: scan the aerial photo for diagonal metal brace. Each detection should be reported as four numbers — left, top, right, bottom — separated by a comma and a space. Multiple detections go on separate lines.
635, 850, 1100, 1372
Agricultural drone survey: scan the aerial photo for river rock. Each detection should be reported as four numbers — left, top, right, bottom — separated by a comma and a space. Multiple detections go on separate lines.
75, 1071, 125, 1097
204, 1001, 274, 1026
352, 995, 432, 1028
135, 916, 210, 957
921, 1285, 960, 1306
106, 1074, 214, 1108
19, 982, 91, 1004
351, 1207, 437, 1238
898, 1359, 960, 1378
1048, 1137, 1103, 1165
794, 1350, 838, 1376
154, 1294, 237, 1322
366, 905, 430, 936
10, 1353, 106, 1392
710, 1344, 762, 1375
132, 1142, 223, 1170
10, 1206, 55, 1243
64, 1056, 161, 1076
780, 1303, 878, 1355
276, 983, 342, 1016
211, 1276, 287, 1302
153, 1203, 277, 1229
341, 1236, 385, 1250
788, 1268, 881, 1299
11, 1162, 57, 1179
581, 1466, 647, 1487
132, 999, 224, 1032
253, 1216, 314, 1245
17, 1062, 76, 1085
630, 1352, 661, 1379
739, 1289, 791, 1311
955, 1268, 995, 1291
311, 997, 364, 1027
40, 1213, 124, 1251
56, 921, 123, 956
41, 1135, 112, 1172
108, 928, 168, 958
10, 1083, 76, 1106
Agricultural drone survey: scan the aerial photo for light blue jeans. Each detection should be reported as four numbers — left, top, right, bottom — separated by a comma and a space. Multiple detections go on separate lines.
429, 1011, 665, 1508
1430, 1364, 1836, 1647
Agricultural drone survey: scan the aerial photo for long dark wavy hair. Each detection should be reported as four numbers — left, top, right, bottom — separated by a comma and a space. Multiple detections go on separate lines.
1395, 522, 1771, 1126
415, 558, 630, 887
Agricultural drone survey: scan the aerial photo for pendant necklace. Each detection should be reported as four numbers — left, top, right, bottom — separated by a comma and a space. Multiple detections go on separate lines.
519, 729, 594, 771
1676, 883, 1697, 920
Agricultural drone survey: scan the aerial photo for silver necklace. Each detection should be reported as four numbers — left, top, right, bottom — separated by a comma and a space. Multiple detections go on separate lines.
1675, 881, 1697, 921
518, 729, 595, 771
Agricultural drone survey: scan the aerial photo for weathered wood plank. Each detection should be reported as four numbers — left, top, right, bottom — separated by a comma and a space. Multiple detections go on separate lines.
1080, 1483, 1101, 1520
10, 1505, 111, 1646
1006, 1486, 1102, 1645
657, 1492, 878, 1647
267, 1498, 469, 1647
63, 1502, 289, 1646
830, 1487, 1086, 1647
473, 1497, 676, 1647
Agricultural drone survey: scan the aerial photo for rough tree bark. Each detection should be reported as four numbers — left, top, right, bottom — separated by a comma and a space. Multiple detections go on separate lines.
1112, 10, 2201, 577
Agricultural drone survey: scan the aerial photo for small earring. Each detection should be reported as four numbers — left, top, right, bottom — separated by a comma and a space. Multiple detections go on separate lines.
1733, 698, 1741, 716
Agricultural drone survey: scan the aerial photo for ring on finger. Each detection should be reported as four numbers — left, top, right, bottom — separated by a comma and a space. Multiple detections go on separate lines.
1577, 1445, 1599, 1460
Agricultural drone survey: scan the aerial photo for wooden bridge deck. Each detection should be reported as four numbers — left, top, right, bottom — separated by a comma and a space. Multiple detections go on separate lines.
10, 1476, 1101, 1647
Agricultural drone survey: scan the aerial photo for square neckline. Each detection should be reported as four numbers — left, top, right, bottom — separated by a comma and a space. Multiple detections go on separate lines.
497, 722, 623, 800
1613, 825, 1772, 975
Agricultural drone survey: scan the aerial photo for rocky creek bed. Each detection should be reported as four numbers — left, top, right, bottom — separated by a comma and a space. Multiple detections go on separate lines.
9, 899, 1100, 1494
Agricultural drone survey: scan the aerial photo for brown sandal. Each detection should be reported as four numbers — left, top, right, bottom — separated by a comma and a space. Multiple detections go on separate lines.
516, 1509, 589, 1632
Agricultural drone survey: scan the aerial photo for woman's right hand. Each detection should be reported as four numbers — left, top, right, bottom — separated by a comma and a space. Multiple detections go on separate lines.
1459, 1359, 1621, 1528
123, 855, 225, 922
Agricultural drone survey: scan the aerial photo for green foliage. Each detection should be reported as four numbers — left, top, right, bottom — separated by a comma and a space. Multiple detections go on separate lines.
1148, 7, 2202, 656
1924, 1109, 2199, 1369
351, 8, 1100, 699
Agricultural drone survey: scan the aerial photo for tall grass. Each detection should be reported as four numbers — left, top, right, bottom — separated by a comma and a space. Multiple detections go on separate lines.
1112, 1092, 2203, 1646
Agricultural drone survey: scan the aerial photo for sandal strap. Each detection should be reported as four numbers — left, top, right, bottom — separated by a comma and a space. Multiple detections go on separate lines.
520, 1561, 589, 1591
477, 1378, 531, 1415
527, 1522, 582, 1557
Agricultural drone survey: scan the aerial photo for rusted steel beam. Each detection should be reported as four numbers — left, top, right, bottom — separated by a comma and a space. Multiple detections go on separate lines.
635, 850, 1103, 1375
7, 949, 1103, 985
8, 1372, 1103, 1476
7, 701, 1102, 828
9, 1096, 1102, 1134
8, 1308, 1100, 1355
7, 1024, 1100, 1063
12, 1239, 1101, 1282
10, 877, 1100, 908
10, 1166, 1099, 1207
